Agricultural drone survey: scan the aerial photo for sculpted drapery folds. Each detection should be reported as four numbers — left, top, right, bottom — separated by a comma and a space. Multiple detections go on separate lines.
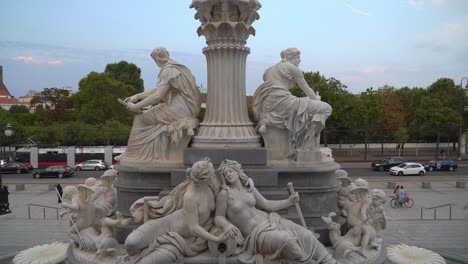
120, 47, 201, 162
252, 48, 332, 160
123, 159, 229, 264
215, 159, 337, 264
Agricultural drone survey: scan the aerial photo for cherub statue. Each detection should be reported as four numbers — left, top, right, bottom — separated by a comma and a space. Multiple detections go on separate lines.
347, 179, 379, 252
92, 169, 118, 215
321, 212, 364, 261
95, 211, 131, 257
61, 184, 98, 251
368, 189, 387, 232
336, 169, 355, 213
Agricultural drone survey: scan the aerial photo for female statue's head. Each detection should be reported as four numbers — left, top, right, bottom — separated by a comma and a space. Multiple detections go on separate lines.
280, 48, 301, 67
186, 157, 215, 184
218, 159, 250, 188
151, 47, 170, 67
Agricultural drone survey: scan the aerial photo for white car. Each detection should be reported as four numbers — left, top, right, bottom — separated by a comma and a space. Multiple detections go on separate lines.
75, 160, 108, 171
389, 162, 426, 176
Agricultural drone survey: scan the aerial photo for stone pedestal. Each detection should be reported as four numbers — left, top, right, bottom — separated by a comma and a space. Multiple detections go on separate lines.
114, 149, 340, 244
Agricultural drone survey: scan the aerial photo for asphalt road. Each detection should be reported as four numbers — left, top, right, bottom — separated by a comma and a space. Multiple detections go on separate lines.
1, 164, 467, 184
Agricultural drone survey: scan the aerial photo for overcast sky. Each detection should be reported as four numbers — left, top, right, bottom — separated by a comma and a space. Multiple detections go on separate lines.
1, 0, 467, 98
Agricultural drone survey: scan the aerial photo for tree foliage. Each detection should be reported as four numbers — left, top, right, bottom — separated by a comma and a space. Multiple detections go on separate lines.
72, 72, 136, 124
29, 88, 73, 122
105, 61, 144, 93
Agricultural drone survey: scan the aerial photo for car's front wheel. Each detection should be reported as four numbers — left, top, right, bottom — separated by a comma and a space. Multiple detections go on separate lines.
58, 173, 63, 178
34, 174, 40, 179
398, 171, 403, 176
449, 167, 454, 171
94, 166, 100, 171
75, 167, 81, 171
16, 169, 21, 174
428, 167, 434, 171
418, 171, 425, 176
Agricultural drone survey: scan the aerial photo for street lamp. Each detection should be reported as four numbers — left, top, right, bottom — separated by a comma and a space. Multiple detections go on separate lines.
3, 124, 14, 159
459, 77, 468, 160
4, 124, 13, 137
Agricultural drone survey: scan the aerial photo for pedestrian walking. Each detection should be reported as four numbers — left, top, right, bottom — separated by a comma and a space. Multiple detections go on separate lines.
56, 184, 63, 203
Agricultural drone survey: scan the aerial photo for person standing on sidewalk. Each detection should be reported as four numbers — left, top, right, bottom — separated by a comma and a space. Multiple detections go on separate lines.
56, 184, 63, 203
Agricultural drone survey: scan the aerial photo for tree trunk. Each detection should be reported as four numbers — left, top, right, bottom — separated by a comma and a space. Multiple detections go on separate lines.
364, 129, 368, 161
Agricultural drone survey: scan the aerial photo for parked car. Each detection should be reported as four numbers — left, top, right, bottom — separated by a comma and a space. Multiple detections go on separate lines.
74, 160, 108, 171
389, 162, 426, 176
0, 162, 31, 174
0, 159, 10, 166
424, 159, 458, 171
371, 157, 408, 171
33, 166, 74, 179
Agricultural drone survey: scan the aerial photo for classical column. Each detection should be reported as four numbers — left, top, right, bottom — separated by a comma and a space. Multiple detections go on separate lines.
190, 0, 262, 148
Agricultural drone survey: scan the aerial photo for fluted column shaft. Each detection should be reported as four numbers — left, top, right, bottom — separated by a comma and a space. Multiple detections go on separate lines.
192, 34, 261, 148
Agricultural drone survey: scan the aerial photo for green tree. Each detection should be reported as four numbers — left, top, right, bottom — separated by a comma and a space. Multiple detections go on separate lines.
395, 86, 427, 139
393, 127, 409, 156
9, 105, 29, 114
105, 61, 144, 93
413, 96, 460, 155
29, 88, 73, 122
72, 72, 136, 124
289, 71, 357, 145
355, 88, 385, 159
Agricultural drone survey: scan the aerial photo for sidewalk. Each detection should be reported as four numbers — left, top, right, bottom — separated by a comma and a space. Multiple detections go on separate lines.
1, 183, 467, 261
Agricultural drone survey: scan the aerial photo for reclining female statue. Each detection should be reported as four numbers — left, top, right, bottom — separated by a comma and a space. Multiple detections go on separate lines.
215, 159, 336, 264
123, 158, 228, 263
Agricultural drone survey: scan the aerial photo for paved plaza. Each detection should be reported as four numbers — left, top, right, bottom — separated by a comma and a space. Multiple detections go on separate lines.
1, 173, 467, 262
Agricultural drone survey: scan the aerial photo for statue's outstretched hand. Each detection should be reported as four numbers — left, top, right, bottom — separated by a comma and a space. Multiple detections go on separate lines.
246, 178, 255, 192
225, 224, 242, 240
289, 192, 300, 204
124, 94, 141, 103
126, 102, 142, 114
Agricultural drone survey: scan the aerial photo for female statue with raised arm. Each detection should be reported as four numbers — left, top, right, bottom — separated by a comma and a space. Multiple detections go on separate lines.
215, 159, 336, 264
252, 48, 332, 159
123, 158, 228, 264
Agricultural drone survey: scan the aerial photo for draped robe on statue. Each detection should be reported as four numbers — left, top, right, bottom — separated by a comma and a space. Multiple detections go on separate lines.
121, 59, 201, 162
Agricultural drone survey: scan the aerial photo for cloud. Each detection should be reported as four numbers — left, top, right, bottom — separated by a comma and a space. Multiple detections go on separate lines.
359, 66, 388, 73
406, 0, 424, 7
14, 56, 39, 64
345, 3, 370, 16
47, 60, 64, 65
13, 55, 64, 65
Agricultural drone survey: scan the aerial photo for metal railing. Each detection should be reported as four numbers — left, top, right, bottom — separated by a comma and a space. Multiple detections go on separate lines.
420, 203, 453, 220
28, 203, 61, 220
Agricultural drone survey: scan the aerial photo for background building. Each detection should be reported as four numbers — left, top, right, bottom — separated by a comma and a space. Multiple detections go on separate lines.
0, 66, 21, 110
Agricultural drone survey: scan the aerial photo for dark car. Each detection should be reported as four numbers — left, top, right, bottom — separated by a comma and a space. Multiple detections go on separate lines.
424, 159, 458, 171
371, 157, 408, 171
0, 162, 31, 174
33, 166, 74, 179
